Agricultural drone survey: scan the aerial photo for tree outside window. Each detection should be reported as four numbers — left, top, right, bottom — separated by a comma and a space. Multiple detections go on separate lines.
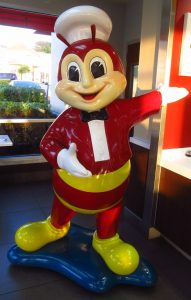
18, 65, 30, 80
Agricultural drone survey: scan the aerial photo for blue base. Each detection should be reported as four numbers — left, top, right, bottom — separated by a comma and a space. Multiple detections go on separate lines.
7, 224, 157, 293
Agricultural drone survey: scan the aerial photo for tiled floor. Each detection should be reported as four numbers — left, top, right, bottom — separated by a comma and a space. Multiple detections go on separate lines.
0, 180, 191, 299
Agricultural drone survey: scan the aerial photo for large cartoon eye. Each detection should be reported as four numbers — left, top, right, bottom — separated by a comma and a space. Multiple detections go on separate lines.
67, 62, 81, 82
90, 57, 106, 79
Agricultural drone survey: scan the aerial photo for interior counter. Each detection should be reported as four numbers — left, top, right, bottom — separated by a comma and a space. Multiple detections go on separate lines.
160, 147, 191, 180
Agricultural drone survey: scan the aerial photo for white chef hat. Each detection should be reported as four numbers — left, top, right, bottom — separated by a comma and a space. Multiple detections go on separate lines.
54, 5, 112, 45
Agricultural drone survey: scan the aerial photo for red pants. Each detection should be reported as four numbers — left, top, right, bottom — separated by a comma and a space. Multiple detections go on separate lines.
51, 195, 123, 239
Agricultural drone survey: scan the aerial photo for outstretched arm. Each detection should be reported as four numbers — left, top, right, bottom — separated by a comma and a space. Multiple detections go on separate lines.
120, 86, 188, 127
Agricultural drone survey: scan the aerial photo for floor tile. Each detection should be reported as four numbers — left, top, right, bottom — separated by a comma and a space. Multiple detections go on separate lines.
0, 209, 45, 245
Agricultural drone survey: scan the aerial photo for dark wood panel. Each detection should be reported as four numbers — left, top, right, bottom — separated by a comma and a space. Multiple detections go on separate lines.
155, 168, 191, 255
0, 163, 52, 186
124, 143, 149, 219
125, 42, 140, 98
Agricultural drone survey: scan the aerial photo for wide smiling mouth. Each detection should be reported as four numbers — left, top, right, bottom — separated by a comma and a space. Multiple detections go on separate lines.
78, 85, 106, 102
80, 92, 99, 101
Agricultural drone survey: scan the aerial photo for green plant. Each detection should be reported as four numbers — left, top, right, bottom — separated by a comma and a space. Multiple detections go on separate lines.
0, 82, 53, 156
0, 86, 45, 103
0, 101, 51, 118
0, 80, 9, 87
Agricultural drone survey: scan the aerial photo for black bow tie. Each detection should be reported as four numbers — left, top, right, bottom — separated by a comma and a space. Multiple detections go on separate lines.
80, 108, 108, 122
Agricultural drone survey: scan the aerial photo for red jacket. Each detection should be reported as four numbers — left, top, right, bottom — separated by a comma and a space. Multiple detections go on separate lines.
40, 91, 162, 211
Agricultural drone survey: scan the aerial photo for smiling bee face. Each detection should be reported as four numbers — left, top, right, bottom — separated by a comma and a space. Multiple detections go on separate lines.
55, 40, 127, 112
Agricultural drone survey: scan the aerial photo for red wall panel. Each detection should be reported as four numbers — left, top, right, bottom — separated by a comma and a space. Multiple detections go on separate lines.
0, 7, 56, 33
163, 0, 191, 149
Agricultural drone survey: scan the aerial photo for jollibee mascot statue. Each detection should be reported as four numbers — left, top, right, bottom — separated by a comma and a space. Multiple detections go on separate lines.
10, 6, 188, 292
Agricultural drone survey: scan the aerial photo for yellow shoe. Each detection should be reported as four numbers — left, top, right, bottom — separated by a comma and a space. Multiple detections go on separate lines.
92, 232, 139, 275
15, 216, 70, 252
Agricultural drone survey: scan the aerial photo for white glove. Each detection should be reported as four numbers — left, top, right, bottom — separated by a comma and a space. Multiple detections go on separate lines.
158, 85, 188, 106
57, 143, 92, 178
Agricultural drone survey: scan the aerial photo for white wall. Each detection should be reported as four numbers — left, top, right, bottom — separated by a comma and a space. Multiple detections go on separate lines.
119, 0, 143, 78
132, 0, 163, 147
50, 33, 66, 114
124, 0, 143, 44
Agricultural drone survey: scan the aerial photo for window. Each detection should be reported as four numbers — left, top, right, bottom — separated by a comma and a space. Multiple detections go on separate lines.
0, 8, 56, 163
